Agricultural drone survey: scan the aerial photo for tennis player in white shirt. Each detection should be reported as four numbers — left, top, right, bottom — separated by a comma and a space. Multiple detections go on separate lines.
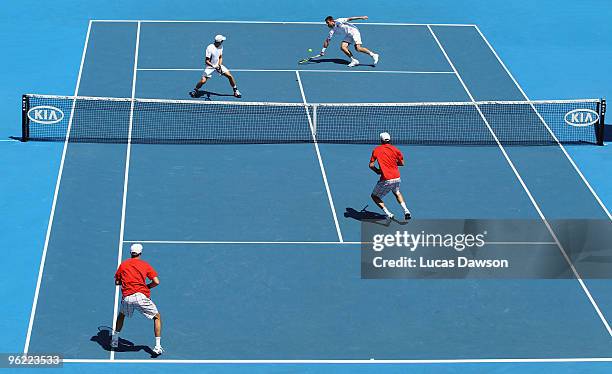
320, 16, 379, 67
190, 34, 242, 98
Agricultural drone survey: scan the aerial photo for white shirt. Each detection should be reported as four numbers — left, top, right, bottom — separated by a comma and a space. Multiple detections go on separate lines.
327, 18, 358, 40
205, 43, 223, 67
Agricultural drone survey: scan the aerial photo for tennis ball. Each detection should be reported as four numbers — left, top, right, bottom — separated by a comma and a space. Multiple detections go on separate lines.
308, 48, 313, 52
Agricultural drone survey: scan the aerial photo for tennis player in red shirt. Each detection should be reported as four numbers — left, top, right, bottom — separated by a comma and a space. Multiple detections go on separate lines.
369, 132, 411, 220
112, 243, 164, 355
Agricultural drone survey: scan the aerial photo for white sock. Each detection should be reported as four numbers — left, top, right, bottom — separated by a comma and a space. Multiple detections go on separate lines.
233, 85, 237, 90
400, 202, 410, 214
382, 206, 392, 216
155, 337, 161, 347
369, 51, 375, 57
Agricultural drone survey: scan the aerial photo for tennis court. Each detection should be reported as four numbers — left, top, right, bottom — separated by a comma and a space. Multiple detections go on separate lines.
12, 17, 612, 370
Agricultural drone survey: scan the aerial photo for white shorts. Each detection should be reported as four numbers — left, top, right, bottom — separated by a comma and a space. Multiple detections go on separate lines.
203, 65, 229, 79
372, 178, 401, 198
342, 30, 363, 45
120, 293, 159, 319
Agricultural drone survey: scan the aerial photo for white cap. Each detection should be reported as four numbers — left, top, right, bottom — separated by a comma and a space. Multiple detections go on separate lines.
214, 34, 226, 42
130, 243, 143, 255
380, 132, 391, 142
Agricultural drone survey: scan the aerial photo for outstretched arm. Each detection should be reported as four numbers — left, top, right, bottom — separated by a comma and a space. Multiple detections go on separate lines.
346, 16, 368, 21
321, 29, 334, 55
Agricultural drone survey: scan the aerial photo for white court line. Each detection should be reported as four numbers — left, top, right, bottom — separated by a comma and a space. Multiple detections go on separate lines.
110, 21, 141, 361
137, 68, 455, 74
123, 240, 556, 246
428, 25, 612, 337
125, 240, 361, 245
295, 70, 344, 243
486, 241, 556, 245
61, 357, 612, 364
474, 25, 611, 221
23, 20, 93, 355
92, 19, 477, 27
0, 139, 19, 142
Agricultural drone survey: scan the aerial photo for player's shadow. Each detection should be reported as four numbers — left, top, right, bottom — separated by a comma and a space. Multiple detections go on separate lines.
91, 326, 160, 358
307, 58, 376, 68
344, 207, 387, 221
190, 90, 236, 100
344, 207, 409, 226
307, 58, 350, 65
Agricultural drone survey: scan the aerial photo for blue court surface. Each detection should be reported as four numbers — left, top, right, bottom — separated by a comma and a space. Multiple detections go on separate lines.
3, 1, 612, 374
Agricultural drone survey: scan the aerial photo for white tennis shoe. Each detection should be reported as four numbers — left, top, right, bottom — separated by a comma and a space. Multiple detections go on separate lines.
153, 345, 164, 355
348, 58, 359, 67
372, 53, 379, 65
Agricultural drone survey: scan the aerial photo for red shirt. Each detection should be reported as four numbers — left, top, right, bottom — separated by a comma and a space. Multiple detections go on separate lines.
115, 258, 158, 298
370, 144, 404, 180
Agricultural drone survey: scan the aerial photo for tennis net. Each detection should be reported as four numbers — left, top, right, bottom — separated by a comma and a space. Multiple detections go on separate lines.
21, 94, 606, 145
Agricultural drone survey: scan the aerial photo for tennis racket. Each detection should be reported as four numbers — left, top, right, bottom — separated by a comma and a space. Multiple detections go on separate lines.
298, 53, 322, 64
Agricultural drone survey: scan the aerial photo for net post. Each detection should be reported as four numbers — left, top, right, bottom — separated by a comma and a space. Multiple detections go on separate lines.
597, 99, 606, 146
21, 94, 30, 142
312, 104, 317, 136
